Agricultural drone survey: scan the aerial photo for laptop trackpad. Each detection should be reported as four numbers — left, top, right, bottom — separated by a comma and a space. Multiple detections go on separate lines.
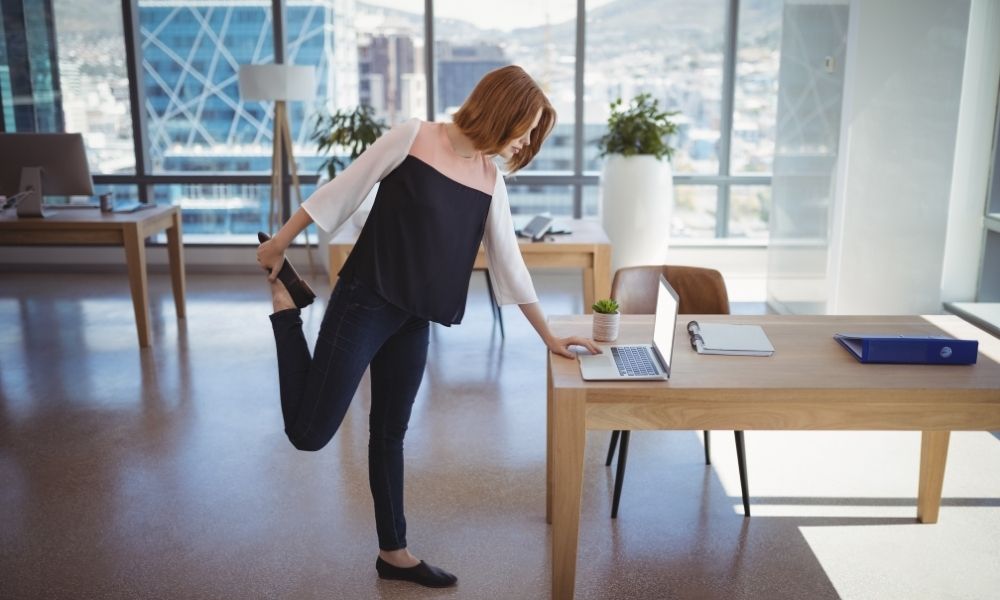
579, 354, 620, 380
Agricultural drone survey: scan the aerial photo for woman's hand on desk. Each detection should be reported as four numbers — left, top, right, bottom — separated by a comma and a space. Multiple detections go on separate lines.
548, 336, 603, 359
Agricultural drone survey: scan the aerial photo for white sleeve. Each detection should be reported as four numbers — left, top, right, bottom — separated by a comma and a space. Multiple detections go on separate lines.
302, 118, 420, 232
483, 171, 539, 305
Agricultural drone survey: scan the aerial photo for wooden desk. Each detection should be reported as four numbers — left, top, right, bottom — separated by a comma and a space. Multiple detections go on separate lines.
327, 219, 612, 313
545, 314, 1000, 600
0, 206, 186, 348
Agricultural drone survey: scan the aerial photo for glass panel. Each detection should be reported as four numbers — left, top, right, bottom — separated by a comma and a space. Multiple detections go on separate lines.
0, 1, 135, 173
766, 3, 849, 313
292, 2, 431, 181
731, 0, 783, 174
138, 2, 361, 175
302, 2, 425, 185
432, 0, 576, 173
292, 182, 319, 244
585, 0, 727, 175
40, 183, 139, 207
505, 183, 573, 217
0, 11, 11, 128
139, 1, 275, 173
1, 0, 62, 132
583, 185, 599, 218
94, 184, 141, 205
137, 1, 371, 240
728, 185, 770, 239
153, 183, 270, 242
587, 184, 717, 239
353, 1, 426, 126
673, 185, 717, 239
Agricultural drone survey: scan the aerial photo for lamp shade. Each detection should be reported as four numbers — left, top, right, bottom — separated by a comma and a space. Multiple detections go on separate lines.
238, 64, 316, 102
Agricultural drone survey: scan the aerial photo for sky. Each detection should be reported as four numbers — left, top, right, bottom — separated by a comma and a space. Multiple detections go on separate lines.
362, 0, 617, 31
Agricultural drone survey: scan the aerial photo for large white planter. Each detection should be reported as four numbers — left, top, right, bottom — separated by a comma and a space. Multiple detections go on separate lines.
600, 155, 673, 273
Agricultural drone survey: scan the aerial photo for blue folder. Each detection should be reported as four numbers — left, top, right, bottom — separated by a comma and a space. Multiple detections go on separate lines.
833, 333, 978, 365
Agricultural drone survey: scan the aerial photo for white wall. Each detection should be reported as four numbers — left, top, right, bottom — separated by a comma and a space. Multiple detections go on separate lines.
828, 0, 971, 314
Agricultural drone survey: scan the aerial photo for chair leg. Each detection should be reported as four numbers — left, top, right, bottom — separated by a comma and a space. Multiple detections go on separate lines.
605, 430, 620, 466
483, 271, 504, 338
734, 430, 750, 517
611, 431, 630, 518
703, 430, 711, 465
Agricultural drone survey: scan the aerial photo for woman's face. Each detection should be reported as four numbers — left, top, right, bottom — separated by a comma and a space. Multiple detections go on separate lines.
498, 108, 544, 161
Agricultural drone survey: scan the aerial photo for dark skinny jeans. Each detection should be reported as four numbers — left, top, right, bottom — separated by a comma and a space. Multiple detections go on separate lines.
269, 277, 429, 551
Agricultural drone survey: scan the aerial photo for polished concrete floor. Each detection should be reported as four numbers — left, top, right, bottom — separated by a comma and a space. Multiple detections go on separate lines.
1, 270, 999, 600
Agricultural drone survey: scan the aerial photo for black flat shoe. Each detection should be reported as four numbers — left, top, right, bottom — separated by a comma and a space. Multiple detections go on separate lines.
375, 556, 457, 588
257, 232, 316, 309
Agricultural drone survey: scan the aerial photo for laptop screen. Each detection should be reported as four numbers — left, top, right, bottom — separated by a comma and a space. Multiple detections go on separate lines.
651, 276, 680, 376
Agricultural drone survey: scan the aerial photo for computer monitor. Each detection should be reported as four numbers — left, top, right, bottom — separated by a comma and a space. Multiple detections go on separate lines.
0, 133, 95, 217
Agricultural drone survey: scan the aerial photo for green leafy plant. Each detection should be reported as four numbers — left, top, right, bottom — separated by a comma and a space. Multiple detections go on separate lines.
310, 105, 387, 180
592, 299, 620, 314
596, 93, 680, 161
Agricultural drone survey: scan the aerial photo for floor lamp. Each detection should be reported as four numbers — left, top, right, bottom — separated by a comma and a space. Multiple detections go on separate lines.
238, 64, 316, 270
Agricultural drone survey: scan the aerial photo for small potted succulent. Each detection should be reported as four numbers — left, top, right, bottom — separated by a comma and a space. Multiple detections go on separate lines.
592, 298, 621, 342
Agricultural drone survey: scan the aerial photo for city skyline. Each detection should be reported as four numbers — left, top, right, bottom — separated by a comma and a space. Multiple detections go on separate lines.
39, 0, 780, 238
52, 0, 780, 173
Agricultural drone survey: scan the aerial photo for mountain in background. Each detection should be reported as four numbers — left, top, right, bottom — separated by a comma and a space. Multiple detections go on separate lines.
510, 0, 782, 55
49, 0, 782, 84
52, 0, 783, 42
53, 0, 123, 35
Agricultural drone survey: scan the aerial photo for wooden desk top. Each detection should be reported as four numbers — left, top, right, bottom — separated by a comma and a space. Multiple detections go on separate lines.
0, 205, 176, 230
330, 218, 610, 249
548, 314, 1000, 396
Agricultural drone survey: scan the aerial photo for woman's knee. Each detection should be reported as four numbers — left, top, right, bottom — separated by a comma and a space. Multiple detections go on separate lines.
369, 422, 409, 444
286, 430, 332, 452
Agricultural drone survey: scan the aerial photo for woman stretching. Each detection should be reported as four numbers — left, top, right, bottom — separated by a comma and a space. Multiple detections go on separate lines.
256, 65, 600, 589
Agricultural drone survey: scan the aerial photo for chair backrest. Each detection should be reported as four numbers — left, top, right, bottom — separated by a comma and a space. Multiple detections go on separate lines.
611, 265, 730, 315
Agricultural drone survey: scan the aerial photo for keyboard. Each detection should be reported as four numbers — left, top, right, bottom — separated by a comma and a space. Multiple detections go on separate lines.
611, 346, 660, 377
115, 202, 156, 213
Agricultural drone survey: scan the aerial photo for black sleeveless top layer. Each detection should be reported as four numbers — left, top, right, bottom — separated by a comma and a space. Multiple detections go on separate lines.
339, 155, 492, 326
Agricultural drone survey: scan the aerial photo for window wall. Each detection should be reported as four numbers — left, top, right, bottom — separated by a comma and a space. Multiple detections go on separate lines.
2, 0, 782, 243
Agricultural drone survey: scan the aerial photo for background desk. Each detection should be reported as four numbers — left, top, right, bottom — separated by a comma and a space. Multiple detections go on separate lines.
0, 206, 186, 347
545, 314, 1000, 600
327, 219, 611, 313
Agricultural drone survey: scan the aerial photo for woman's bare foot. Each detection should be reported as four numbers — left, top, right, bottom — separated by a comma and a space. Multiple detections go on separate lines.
378, 548, 420, 568
270, 279, 296, 312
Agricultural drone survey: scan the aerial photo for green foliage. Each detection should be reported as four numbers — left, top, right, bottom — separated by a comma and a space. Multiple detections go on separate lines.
597, 93, 680, 161
592, 299, 620, 314
310, 105, 387, 180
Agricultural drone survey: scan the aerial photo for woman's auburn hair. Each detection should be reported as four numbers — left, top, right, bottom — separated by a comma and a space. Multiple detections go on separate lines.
452, 65, 556, 173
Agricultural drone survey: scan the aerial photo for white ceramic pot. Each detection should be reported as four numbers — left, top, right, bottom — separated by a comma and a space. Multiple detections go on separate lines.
600, 155, 673, 273
592, 312, 621, 343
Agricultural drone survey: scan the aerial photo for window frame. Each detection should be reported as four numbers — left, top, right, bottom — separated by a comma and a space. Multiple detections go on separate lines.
91, 0, 771, 240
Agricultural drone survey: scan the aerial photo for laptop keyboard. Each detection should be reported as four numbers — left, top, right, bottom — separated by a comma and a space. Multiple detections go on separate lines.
611, 346, 659, 377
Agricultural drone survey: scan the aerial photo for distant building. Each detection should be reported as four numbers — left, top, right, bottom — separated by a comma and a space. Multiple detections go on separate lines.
139, 0, 358, 173
435, 41, 508, 115
399, 72, 426, 121
0, 0, 64, 132
138, 0, 358, 233
359, 32, 417, 124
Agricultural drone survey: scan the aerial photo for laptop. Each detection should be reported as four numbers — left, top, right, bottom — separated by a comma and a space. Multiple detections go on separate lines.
578, 275, 680, 381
